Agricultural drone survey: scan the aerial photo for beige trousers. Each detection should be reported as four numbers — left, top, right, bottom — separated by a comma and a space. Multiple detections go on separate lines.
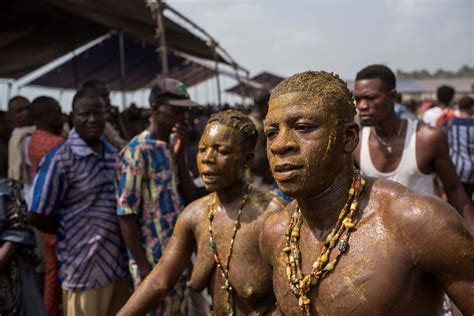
62, 277, 131, 316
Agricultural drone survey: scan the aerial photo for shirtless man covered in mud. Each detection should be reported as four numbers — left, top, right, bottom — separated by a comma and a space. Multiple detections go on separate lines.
260, 71, 474, 315
118, 110, 286, 315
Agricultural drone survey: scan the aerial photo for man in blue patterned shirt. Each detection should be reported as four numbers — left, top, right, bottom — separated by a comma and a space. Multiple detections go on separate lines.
28, 88, 130, 316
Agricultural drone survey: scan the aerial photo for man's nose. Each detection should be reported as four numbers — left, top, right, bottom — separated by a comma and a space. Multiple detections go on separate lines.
88, 113, 102, 123
269, 129, 297, 156
356, 99, 368, 111
201, 148, 215, 163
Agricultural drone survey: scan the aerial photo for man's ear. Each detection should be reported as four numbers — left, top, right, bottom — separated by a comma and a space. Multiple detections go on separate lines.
148, 106, 161, 124
150, 105, 159, 115
343, 122, 359, 154
389, 88, 397, 101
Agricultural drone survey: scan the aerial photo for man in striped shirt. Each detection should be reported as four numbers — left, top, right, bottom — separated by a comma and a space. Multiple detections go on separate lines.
28, 89, 130, 316
444, 96, 474, 198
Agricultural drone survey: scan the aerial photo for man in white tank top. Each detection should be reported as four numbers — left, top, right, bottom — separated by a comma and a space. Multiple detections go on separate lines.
352, 65, 473, 231
353, 65, 473, 315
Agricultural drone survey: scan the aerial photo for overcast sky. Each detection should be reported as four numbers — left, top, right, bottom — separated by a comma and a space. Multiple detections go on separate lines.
1, 0, 472, 110
171, 0, 473, 78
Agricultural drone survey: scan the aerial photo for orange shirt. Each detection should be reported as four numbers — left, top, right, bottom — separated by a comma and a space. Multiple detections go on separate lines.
28, 129, 64, 175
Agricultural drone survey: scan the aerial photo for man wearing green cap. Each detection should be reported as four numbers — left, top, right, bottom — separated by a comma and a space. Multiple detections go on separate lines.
116, 77, 199, 315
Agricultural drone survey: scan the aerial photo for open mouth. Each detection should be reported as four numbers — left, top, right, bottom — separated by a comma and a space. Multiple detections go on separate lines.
201, 171, 220, 183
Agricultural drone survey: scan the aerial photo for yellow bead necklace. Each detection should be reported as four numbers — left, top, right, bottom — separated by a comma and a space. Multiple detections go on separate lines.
283, 171, 365, 315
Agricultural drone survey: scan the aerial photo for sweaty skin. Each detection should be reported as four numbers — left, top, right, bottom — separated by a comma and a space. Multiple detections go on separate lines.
118, 120, 286, 316
261, 90, 474, 315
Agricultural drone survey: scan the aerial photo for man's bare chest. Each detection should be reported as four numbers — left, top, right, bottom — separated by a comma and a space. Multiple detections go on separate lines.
271, 222, 436, 315
190, 216, 273, 300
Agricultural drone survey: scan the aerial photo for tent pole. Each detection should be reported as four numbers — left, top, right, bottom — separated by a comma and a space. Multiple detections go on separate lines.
211, 41, 222, 106
119, 30, 127, 110
72, 50, 78, 89
244, 72, 251, 106
157, 0, 169, 76
58, 89, 64, 104
7, 82, 12, 102
229, 62, 247, 106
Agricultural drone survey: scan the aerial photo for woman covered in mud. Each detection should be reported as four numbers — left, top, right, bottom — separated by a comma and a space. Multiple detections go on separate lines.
118, 109, 286, 315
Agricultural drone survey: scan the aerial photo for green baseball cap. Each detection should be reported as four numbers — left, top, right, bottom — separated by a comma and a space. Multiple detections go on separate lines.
150, 77, 199, 107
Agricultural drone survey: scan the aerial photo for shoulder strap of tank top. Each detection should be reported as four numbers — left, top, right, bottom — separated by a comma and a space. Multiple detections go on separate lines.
400, 119, 418, 167
359, 126, 378, 174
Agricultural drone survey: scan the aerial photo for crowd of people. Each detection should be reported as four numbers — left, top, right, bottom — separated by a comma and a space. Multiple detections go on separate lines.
0, 65, 472, 316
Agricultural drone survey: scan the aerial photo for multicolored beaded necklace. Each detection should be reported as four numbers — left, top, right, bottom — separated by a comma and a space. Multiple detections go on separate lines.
208, 186, 251, 315
283, 171, 365, 315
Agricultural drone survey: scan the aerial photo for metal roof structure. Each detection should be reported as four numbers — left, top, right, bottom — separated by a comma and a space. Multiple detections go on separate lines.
226, 71, 285, 99
1, 0, 248, 97
27, 32, 216, 90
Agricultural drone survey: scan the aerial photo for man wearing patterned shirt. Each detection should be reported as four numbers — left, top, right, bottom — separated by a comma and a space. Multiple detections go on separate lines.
116, 78, 198, 315
28, 89, 130, 316
28, 96, 64, 316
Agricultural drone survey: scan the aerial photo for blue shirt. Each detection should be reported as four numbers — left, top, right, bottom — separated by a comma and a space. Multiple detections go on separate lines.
444, 117, 474, 184
30, 129, 128, 292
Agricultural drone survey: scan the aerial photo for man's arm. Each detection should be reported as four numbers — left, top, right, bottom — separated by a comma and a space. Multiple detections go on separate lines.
430, 129, 473, 229
27, 213, 57, 234
413, 196, 474, 314
172, 122, 196, 204
28, 151, 64, 233
117, 206, 196, 316
118, 215, 152, 278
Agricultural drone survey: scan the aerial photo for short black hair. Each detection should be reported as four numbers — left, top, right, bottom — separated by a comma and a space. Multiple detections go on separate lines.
436, 85, 455, 104
81, 79, 107, 90
72, 88, 105, 111
30, 96, 60, 122
458, 96, 473, 112
8, 96, 29, 111
355, 65, 396, 90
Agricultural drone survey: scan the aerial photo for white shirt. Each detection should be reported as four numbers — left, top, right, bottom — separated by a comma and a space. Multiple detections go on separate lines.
422, 107, 443, 127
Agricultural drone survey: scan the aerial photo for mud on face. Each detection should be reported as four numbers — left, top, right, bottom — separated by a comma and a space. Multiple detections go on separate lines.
265, 71, 356, 199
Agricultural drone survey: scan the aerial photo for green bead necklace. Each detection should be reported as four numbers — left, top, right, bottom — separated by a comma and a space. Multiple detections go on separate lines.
208, 186, 251, 315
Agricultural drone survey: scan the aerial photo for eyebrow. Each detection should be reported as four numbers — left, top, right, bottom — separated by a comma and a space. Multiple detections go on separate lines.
200, 139, 233, 146
263, 120, 276, 128
268, 109, 317, 122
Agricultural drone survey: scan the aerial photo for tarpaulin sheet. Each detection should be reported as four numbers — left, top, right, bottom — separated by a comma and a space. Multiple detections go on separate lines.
0, 0, 227, 80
